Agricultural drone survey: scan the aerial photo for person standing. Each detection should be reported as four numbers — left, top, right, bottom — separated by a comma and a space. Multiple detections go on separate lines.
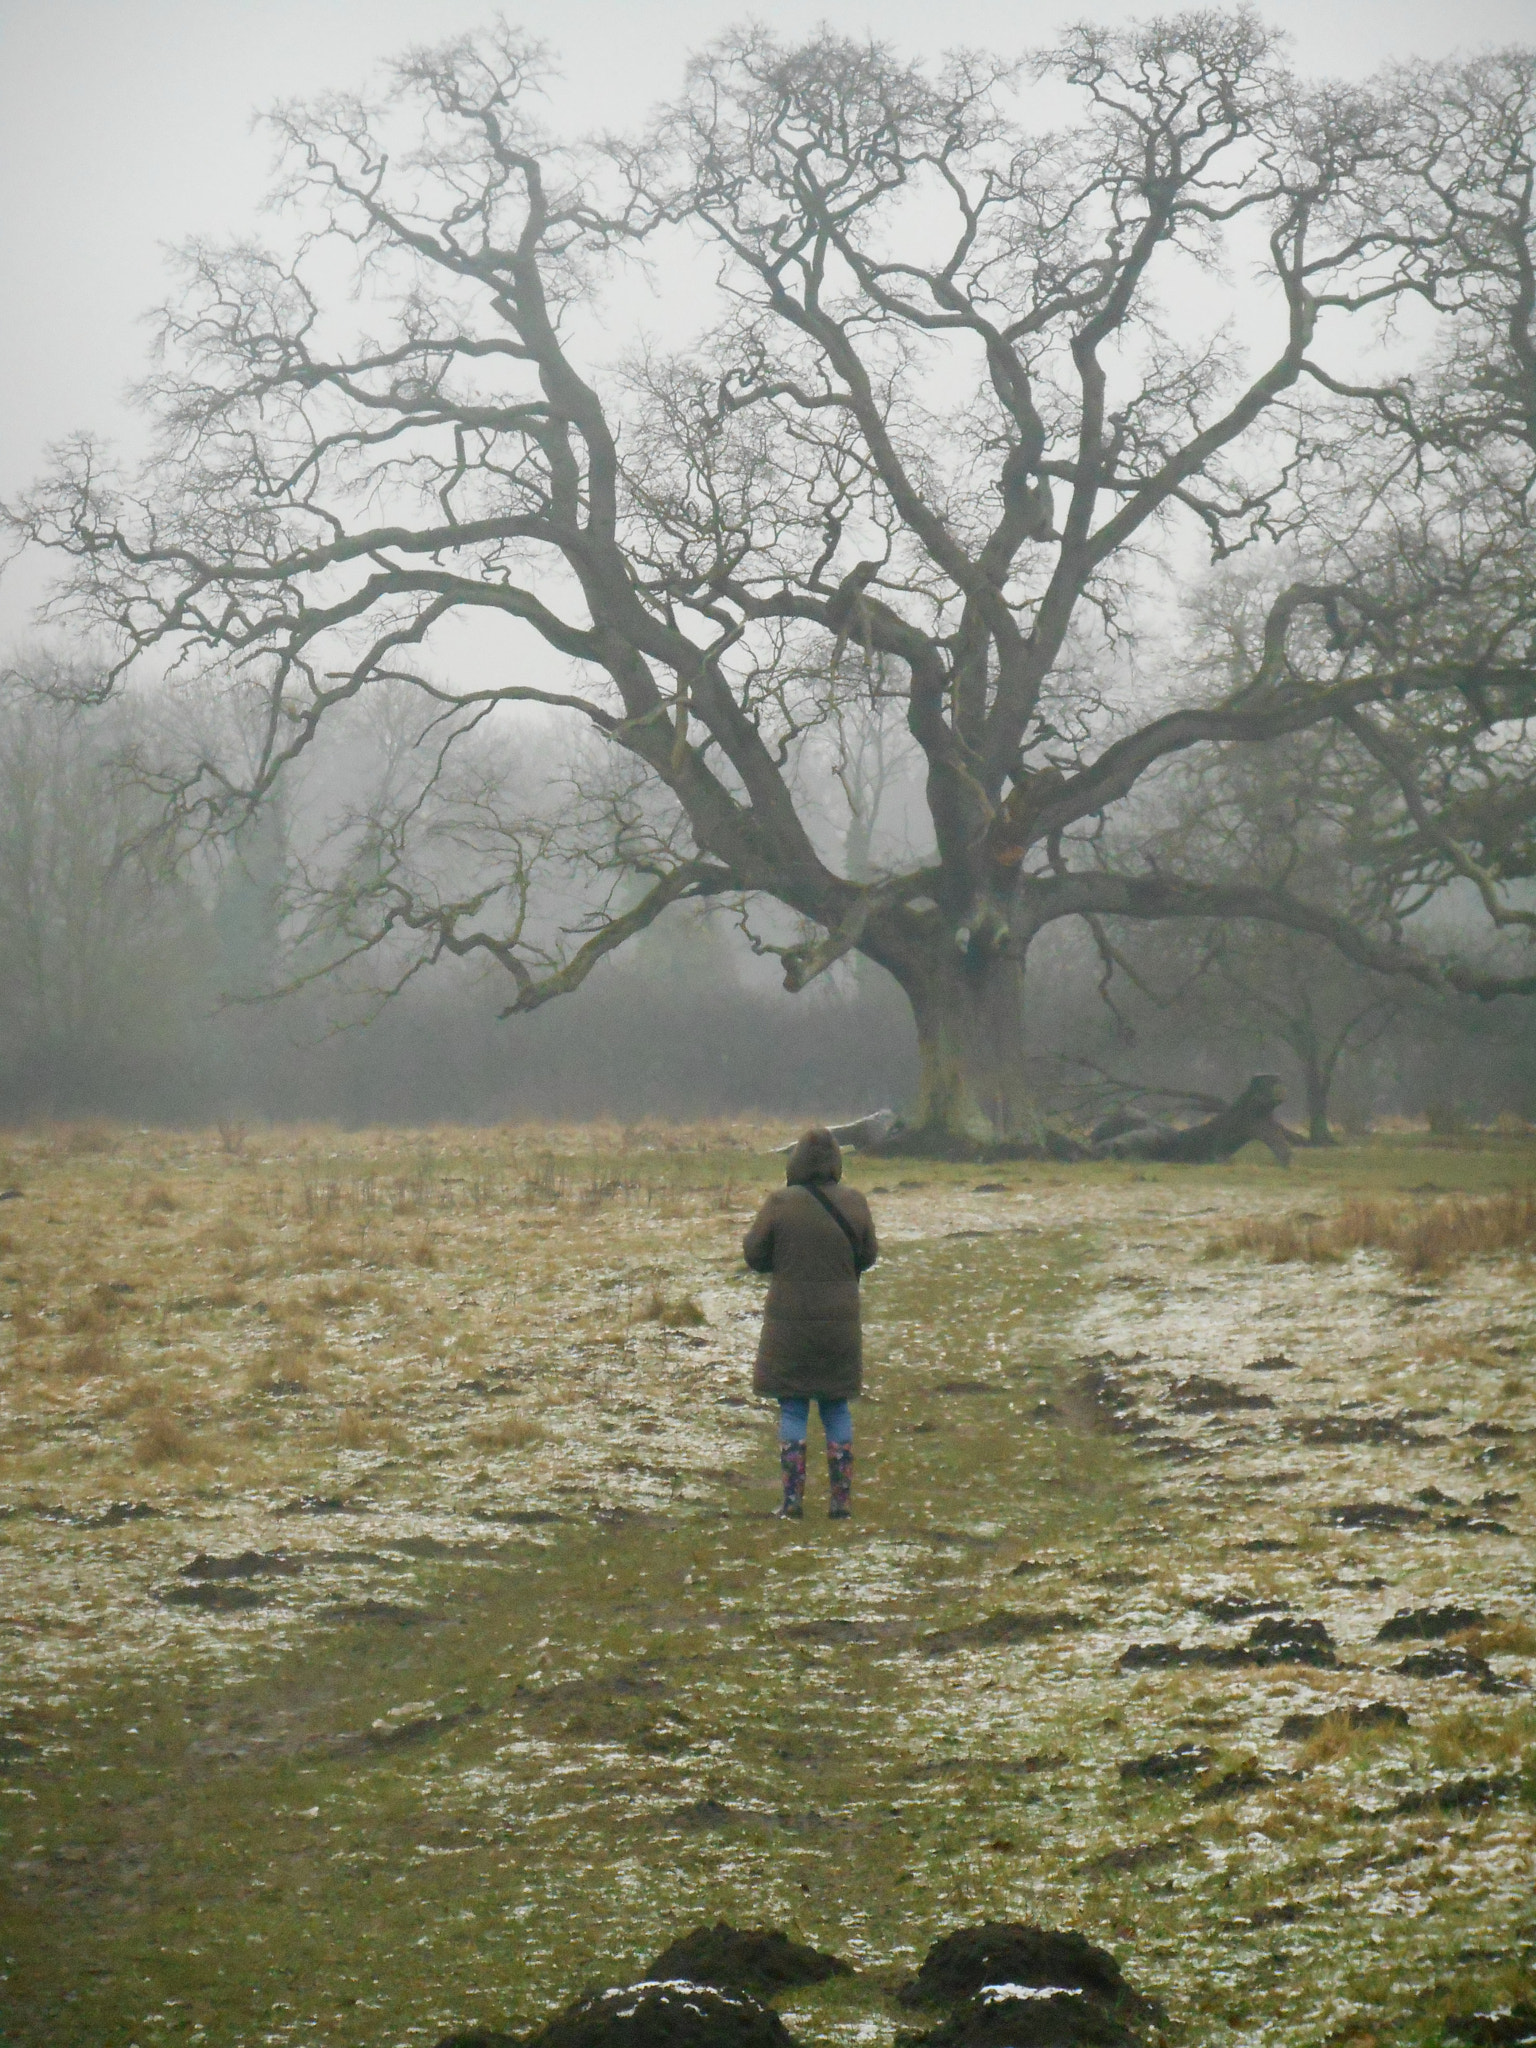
743, 1127, 878, 1520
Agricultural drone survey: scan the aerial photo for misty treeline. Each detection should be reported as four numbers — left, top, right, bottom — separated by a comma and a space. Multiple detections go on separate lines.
3, 12, 1535, 1142
1, 666, 1528, 1130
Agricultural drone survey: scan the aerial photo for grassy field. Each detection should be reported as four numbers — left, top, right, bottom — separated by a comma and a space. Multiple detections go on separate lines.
0, 1121, 1532, 2048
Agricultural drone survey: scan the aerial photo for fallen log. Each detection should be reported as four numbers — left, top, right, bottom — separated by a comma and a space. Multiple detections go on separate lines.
1090, 1074, 1292, 1166
771, 1108, 898, 1154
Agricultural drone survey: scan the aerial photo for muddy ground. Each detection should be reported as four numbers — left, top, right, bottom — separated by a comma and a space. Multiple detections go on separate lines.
0, 1122, 1532, 2047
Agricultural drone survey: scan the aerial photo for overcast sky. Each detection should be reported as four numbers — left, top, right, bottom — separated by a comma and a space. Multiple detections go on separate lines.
2, 0, 1533, 637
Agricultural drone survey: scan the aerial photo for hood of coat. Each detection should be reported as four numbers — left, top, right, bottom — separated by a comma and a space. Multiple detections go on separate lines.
785, 1127, 842, 1186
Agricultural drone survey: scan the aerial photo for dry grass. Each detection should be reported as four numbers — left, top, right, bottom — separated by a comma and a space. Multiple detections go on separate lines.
138, 1183, 180, 1215
1211, 1188, 1536, 1274
101, 1375, 170, 1419
1426, 1706, 1536, 1769
60, 1299, 111, 1335
7, 1299, 44, 1340
61, 1333, 119, 1378
133, 1408, 197, 1465
636, 1289, 708, 1328
244, 1348, 314, 1396
292, 1232, 347, 1271
60, 1120, 115, 1156
1453, 1621, 1536, 1660
405, 1231, 438, 1268
209, 1217, 254, 1252
332, 1407, 379, 1450
469, 1413, 544, 1453
309, 1279, 374, 1312
1298, 1713, 1408, 1767
332, 1408, 408, 1452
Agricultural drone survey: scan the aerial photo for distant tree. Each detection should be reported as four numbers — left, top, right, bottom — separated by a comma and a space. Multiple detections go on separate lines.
0, 664, 205, 1112
1101, 920, 1406, 1143
8, 18, 1536, 1148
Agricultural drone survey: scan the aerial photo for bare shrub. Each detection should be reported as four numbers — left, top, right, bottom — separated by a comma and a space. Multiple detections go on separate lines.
523, 1156, 567, 1204
139, 1184, 180, 1215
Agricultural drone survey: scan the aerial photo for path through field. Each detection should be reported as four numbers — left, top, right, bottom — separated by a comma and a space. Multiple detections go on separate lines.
0, 1126, 1532, 2046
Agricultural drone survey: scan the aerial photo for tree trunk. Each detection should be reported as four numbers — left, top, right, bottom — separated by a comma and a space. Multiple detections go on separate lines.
881, 943, 1040, 1152
1302, 1057, 1337, 1146
1282, 1020, 1337, 1147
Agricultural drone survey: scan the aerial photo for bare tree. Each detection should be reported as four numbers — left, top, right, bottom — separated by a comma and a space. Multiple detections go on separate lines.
8, 18, 1535, 1148
0, 662, 202, 1108
1097, 914, 1407, 1144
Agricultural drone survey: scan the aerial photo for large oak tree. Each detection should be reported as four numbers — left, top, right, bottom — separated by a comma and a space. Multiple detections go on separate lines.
9, 14, 1535, 1146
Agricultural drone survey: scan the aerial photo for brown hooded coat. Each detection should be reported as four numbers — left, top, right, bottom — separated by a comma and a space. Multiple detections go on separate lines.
743, 1129, 878, 1400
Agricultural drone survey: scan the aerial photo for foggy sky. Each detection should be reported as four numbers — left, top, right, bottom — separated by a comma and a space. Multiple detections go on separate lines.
3, 0, 1534, 640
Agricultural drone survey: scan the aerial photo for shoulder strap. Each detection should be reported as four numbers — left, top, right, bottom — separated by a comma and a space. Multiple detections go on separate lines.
803, 1182, 864, 1273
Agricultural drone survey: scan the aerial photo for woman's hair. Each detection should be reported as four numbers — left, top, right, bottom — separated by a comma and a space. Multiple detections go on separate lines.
785, 1127, 841, 1185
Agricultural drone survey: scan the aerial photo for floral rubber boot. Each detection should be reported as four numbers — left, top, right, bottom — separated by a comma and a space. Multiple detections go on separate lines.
827, 1445, 853, 1520
776, 1441, 807, 1518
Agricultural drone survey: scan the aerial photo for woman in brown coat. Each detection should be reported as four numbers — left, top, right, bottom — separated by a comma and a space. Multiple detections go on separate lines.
742, 1127, 877, 1520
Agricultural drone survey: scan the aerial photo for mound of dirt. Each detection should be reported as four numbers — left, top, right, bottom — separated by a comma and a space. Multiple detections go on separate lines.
1245, 1616, 1337, 1666
179, 1550, 304, 1579
1192, 1766, 1275, 1803
1391, 1770, 1515, 1816
896, 1926, 1149, 2021
1119, 1745, 1214, 1782
518, 1981, 799, 2048
895, 1986, 1142, 2048
1393, 1646, 1500, 1687
1190, 1595, 1290, 1623
1119, 1616, 1336, 1671
1279, 1702, 1409, 1739
1168, 1375, 1275, 1413
1325, 1502, 1429, 1530
1375, 1605, 1490, 1642
1441, 2003, 1536, 2045
434, 2032, 521, 2048
158, 1583, 268, 1611
921, 1611, 1083, 1655
645, 1924, 852, 1999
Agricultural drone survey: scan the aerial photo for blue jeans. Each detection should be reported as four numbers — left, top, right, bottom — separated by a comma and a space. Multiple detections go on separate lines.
778, 1397, 852, 1447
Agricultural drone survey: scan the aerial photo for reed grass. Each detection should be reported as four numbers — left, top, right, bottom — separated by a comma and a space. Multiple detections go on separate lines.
1211, 1188, 1536, 1274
